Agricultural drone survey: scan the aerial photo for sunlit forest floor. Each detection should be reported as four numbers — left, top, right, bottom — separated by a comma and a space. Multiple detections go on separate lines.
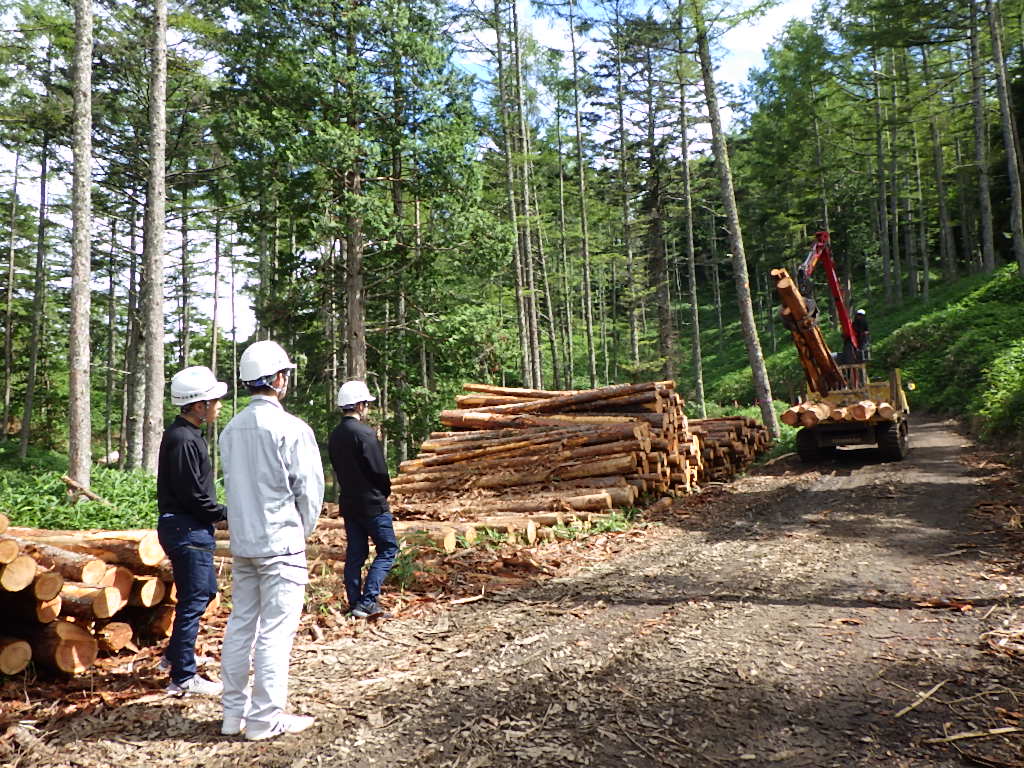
3, 414, 1022, 767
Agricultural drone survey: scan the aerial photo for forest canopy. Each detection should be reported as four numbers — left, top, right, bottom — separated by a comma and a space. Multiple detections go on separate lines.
1, 0, 1023, 482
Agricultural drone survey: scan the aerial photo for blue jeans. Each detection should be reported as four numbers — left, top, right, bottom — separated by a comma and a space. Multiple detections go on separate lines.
157, 514, 217, 685
343, 511, 399, 608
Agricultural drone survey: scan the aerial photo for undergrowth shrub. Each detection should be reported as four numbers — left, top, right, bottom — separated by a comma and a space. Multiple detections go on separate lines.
875, 265, 1024, 442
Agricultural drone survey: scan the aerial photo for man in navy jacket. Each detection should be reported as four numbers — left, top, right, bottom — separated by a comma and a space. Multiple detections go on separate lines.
157, 365, 227, 696
328, 380, 398, 619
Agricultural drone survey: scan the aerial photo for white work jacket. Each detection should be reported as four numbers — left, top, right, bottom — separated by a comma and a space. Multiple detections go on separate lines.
219, 395, 325, 558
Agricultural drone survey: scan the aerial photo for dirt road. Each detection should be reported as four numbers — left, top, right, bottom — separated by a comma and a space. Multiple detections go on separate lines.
7, 415, 1023, 767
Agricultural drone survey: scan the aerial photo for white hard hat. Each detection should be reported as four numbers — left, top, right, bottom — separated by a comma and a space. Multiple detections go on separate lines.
239, 340, 295, 383
170, 366, 228, 406
336, 380, 376, 408
856, 309, 866, 315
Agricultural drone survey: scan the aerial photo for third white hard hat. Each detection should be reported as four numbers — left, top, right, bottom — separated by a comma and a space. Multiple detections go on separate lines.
170, 366, 228, 406
239, 340, 295, 383
336, 380, 376, 407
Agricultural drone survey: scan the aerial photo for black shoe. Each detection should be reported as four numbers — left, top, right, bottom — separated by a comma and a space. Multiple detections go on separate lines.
352, 600, 390, 619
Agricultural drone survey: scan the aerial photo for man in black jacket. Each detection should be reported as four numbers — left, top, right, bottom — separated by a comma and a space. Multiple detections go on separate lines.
328, 380, 398, 619
157, 365, 227, 695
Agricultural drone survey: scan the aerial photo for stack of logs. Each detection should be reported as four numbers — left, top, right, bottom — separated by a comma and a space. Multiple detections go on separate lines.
387, 382, 772, 541
0, 512, 188, 676
781, 399, 897, 427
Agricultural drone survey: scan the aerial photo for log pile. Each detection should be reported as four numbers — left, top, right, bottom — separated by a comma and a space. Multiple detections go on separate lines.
0, 514, 185, 676
780, 399, 897, 427
387, 382, 773, 536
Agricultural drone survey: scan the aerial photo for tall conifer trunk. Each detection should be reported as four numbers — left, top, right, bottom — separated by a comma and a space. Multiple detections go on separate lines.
140, 0, 168, 473
692, 6, 779, 437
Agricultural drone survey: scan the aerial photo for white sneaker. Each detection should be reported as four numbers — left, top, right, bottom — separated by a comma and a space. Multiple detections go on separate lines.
245, 713, 315, 741
165, 675, 223, 697
221, 715, 245, 736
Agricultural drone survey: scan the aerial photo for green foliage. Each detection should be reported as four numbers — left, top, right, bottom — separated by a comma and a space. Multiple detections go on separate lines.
875, 266, 1024, 442
473, 527, 510, 548
385, 546, 421, 591
0, 442, 157, 529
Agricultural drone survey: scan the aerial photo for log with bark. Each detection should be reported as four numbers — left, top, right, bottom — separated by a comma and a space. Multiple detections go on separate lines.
15, 537, 108, 585
6, 527, 165, 569
59, 583, 125, 620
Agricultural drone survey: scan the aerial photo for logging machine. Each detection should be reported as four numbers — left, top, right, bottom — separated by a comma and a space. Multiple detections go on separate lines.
771, 231, 910, 463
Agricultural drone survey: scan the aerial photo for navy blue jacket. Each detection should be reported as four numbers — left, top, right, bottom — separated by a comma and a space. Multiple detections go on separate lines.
156, 416, 226, 525
328, 416, 391, 516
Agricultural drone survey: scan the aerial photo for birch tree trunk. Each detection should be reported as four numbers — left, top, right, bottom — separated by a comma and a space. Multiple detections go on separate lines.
105, 220, 116, 462
122, 209, 143, 469
693, 6, 779, 437
344, 12, 366, 380
510, 0, 542, 387
140, 0, 168, 473
3, 153, 19, 438
19, 112, 50, 459
872, 62, 892, 304
887, 52, 902, 303
68, 0, 93, 485
987, 0, 1024, 274
493, 0, 530, 386
554, 97, 574, 387
178, 179, 190, 368
677, 73, 706, 418
611, 9, 639, 369
569, 0, 597, 388
921, 48, 956, 280
972, 2, 997, 273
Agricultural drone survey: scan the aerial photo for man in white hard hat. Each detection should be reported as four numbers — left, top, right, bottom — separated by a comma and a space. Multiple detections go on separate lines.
218, 340, 324, 741
328, 380, 398, 619
157, 366, 228, 697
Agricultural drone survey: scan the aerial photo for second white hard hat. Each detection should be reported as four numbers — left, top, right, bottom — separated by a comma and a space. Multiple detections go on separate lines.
336, 380, 376, 408
239, 340, 295, 383
170, 366, 228, 406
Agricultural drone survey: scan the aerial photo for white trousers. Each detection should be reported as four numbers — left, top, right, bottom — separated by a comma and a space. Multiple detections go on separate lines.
221, 554, 307, 730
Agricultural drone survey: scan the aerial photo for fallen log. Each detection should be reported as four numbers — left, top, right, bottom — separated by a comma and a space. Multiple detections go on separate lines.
461, 384, 575, 399
25, 619, 97, 674
59, 583, 125, 620
439, 410, 646, 431
6, 528, 165, 569
15, 538, 108, 585
0, 636, 31, 675
60, 474, 112, 506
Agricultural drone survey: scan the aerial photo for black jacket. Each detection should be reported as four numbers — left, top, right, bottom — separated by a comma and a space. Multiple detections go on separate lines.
328, 416, 391, 515
156, 416, 226, 525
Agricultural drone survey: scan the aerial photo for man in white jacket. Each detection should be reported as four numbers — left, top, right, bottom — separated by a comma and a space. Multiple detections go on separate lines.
218, 340, 324, 741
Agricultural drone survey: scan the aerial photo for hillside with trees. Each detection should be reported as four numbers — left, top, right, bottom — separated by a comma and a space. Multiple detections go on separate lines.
1, 0, 1023, 486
